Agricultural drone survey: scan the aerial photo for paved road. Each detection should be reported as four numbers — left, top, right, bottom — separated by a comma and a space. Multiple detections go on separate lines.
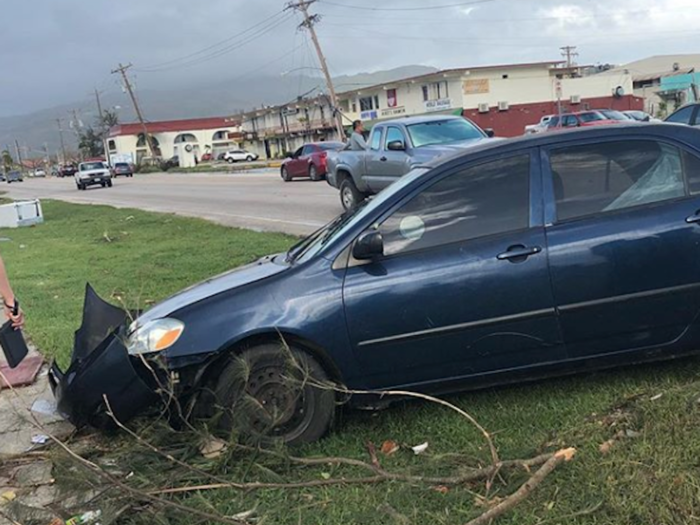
3, 171, 344, 236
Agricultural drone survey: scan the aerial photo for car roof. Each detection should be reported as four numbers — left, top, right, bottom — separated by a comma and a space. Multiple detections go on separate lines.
421, 123, 696, 168
375, 115, 463, 126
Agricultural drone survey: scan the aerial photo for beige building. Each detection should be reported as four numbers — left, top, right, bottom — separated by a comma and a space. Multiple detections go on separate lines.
108, 117, 242, 165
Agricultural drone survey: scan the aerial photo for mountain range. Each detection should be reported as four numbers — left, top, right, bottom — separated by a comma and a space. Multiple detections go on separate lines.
0, 65, 437, 158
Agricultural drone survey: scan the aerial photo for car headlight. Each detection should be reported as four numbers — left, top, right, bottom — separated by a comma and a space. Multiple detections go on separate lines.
127, 318, 184, 356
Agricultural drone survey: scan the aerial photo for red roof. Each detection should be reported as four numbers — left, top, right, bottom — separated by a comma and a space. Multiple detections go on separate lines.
109, 116, 240, 137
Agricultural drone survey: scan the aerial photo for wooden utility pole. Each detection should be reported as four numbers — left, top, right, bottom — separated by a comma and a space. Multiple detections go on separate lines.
286, 0, 346, 141
14, 140, 23, 171
560, 46, 578, 68
94, 88, 104, 120
94, 88, 110, 164
55, 118, 67, 164
111, 63, 157, 159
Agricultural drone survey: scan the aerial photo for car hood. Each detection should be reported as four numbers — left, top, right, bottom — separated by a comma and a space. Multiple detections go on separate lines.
135, 255, 287, 326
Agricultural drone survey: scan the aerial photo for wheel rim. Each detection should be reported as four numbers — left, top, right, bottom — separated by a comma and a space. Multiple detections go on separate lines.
282, 168, 288, 180
342, 187, 355, 209
310, 167, 317, 179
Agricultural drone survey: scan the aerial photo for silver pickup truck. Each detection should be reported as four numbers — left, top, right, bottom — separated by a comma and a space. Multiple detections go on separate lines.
327, 115, 492, 210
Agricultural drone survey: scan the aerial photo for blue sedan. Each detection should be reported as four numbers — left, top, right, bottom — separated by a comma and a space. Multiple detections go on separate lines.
50, 123, 700, 444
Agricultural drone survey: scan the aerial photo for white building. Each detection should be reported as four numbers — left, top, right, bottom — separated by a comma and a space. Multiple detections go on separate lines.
107, 117, 242, 165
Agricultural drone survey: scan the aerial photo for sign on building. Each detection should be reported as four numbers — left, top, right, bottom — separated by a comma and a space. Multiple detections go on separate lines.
424, 98, 452, 112
381, 107, 407, 118
463, 79, 490, 95
360, 110, 378, 120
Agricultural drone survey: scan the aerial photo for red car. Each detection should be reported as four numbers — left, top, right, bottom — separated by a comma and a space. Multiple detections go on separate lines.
281, 141, 345, 182
545, 111, 618, 131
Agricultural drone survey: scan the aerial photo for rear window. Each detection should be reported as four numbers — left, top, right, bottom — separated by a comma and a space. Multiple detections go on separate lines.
318, 142, 344, 151
115, 163, 128, 168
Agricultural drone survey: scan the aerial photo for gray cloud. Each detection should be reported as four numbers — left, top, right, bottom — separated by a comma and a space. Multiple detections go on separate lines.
2, 0, 697, 117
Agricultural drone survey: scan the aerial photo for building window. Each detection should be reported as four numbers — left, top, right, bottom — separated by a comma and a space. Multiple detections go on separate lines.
387, 88, 398, 108
352, 102, 357, 113
422, 81, 449, 101
108, 140, 116, 151
502, 74, 509, 79
359, 95, 381, 111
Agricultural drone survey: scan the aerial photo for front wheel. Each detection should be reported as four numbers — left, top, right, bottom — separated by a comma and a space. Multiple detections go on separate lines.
214, 344, 335, 446
281, 167, 291, 182
227, 158, 235, 164
340, 179, 364, 211
107, 180, 113, 188
246, 156, 253, 162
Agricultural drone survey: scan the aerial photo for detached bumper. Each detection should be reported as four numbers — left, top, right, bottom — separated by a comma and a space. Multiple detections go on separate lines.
48, 285, 161, 429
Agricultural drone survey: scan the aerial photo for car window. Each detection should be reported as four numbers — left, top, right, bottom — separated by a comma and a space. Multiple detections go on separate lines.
548, 116, 560, 127
666, 106, 695, 124
292, 147, 303, 158
301, 145, 314, 156
379, 154, 531, 256
579, 112, 605, 123
370, 128, 382, 151
550, 140, 687, 222
683, 149, 700, 194
562, 115, 578, 127
385, 127, 405, 148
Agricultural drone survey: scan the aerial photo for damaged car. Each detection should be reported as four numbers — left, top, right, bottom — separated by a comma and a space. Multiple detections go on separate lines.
49, 123, 700, 445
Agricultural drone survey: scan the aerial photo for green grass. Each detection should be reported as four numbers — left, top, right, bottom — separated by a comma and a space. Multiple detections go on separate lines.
8, 201, 700, 524
1, 201, 294, 367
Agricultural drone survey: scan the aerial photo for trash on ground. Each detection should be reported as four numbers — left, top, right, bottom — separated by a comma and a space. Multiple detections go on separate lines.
411, 442, 429, 455
31, 434, 49, 445
200, 436, 227, 459
31, 398, 59, 417
650, 393, 663, 401
380, 440, 400, 455
65, 510, 101, 525
0, 491, 16, 504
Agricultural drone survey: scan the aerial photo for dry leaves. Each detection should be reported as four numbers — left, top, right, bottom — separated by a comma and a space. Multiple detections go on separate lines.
380, 440, 399, 456
200, 436, 228, 459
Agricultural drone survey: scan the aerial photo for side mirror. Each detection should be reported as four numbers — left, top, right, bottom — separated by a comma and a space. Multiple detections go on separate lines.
387, 140, 406, 151
353, 230, 384, 260
484, 128, 495, 138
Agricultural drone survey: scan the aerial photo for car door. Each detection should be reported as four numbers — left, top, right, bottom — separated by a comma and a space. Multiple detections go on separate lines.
288, 147, 304, 176
562, 115, 579, 128
364, 126, 411, 190
298, 145, 315, 176
544, 137, 700, 360
363, 127, 387, 192
342, 151, 564, 389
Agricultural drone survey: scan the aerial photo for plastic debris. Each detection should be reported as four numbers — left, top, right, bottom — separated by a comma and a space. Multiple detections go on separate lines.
65, 510, 101, 525
31, 434, 49, 445
31, 398, 59, 417
411, 442, 429, 455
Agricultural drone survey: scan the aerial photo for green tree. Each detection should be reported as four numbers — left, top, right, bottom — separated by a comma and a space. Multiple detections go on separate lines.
1, 150, 13, 172
78, 127, 104, 158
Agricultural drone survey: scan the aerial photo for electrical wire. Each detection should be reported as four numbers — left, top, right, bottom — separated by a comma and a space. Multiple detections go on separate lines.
321, 0, 493, 11
135, 12, 295, 73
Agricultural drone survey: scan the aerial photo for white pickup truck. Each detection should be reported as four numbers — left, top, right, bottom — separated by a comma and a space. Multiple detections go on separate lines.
524, 115, 553, 135
75, 161, 113, 191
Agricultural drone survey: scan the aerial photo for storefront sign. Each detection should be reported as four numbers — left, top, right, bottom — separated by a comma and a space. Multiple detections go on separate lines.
424, 98, 452, 112
463, 79, 490, 95
381, 107, 406, 117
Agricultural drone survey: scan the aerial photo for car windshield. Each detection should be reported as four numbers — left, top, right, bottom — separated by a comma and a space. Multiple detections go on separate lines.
80, 162, 104, 171
579, 112, 606, 123
290, 167, 431, 264
407, 119, 483, 148
318, 142, 345, 151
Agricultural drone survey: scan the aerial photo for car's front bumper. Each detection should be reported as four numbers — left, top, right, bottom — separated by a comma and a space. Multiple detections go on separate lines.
48, 285, 161, 428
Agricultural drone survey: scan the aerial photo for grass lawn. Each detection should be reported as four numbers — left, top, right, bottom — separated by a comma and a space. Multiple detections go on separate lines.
6, 201, 700, 525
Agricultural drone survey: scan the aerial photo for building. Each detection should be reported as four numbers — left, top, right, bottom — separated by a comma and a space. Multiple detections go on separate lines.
240, 59, 639, 147
601, 54, 700, 116
107, 117, 242, 165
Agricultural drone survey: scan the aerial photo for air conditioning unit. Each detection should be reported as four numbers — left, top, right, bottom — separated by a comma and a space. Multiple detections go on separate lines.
478, 103, 490, 113
570, 94, 581, 104
497, 101, 509, 111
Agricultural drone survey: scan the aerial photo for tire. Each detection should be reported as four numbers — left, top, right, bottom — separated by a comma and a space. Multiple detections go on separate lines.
246, 156, 253, 162
227, 157, 235, 164
107, 180, 113, 188
101, 182, 106, 188
214, 344, 335, 446
281, 167, 292, 182
340, 178, 364, 211
76, 183, 80, 190
309, 165, 321, 181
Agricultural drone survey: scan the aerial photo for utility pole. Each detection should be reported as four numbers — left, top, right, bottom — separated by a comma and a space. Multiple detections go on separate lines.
94, 88, 110, 163
94, 88, 104, 120
286, 0, 346, 142
111, 63, 157, 159
55, 118, 67, 164
14, 140, 23, 172
560, 45, 579, 69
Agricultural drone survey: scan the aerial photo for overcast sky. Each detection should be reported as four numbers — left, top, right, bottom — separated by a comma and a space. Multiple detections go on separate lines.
2, 0, 698, 117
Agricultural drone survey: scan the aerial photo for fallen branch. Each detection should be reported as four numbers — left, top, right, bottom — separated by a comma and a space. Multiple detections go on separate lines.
464, 448, 576, 525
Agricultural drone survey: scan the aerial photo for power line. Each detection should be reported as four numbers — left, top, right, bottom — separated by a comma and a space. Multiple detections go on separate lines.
135, 12, 295, 73
321, 0, 493, 11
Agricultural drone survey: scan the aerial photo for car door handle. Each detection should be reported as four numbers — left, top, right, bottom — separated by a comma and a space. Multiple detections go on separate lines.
497, 245, 542, 261
686, 214, 700, 224
380, 156, 388, 161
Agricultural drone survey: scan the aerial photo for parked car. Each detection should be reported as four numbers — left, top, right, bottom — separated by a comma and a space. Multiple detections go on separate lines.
51, 123, 700, 446
160, 156, 180, 171
665, 103, 700, 126
224, 149, 259, 163
112, 162, 134, 178
524, 115, 554, 134
33, 168, 46, 177
281, 142, 345, 182
200, 152, 213, 162
624, 110, 658, 122
6, 170, 23, 183
545, 111, 619, 132
327, 115, 492, 211
75, 161, 112, 190
59, 164, 77, 178
597, 109, 633, 121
